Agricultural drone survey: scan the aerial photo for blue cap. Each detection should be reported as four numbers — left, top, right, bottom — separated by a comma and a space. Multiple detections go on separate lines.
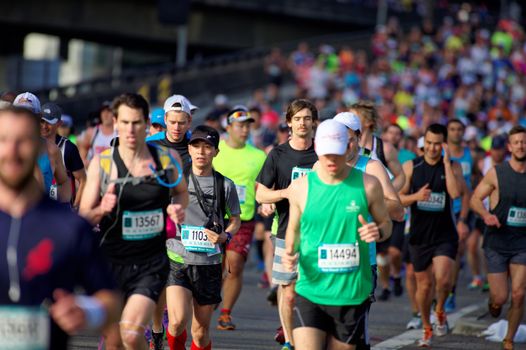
491, 134, 507, 149
150, 107, 166, 128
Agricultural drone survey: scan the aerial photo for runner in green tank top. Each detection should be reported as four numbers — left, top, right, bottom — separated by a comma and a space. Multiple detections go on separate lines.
283, 120, 392, 350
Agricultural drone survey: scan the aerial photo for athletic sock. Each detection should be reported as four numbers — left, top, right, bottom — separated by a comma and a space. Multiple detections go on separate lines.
191, 340, 211, 350
167, 328, 187, 350
220, 308, 231, 315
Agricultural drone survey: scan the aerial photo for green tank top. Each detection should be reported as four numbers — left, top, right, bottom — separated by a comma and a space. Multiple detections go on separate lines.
296, 169, 372, 306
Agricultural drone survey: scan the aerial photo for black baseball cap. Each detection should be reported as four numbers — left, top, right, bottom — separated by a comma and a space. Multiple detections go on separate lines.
189, 125, 220, 148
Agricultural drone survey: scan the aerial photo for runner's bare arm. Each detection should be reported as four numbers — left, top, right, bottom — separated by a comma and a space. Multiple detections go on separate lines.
255, 182, 288, 204
470, 167, 498, 220
34, 165, 44, 190
399, 160, 417, 206
367, 159, 405, 222
364, 174, 392, 242
384, 141, 405, 191
445, 161, 463, 200
225, 214, 241, 236
79, 155, 108, 225
168, 149, 188, 208
72, 168, 87, 209
48, 140, 72, 203
284, 177, 307, 256
78, 128, 93, 165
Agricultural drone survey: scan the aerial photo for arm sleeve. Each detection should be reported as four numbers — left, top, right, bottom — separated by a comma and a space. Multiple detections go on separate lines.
255, 149, 277, 188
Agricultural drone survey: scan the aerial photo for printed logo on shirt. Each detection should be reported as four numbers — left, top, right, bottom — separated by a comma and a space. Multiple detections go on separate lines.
346, 200, 360, 213
22, 239, 54, 280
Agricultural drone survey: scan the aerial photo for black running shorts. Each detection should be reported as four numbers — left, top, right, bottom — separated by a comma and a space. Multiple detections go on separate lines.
294, 294, 370, 345
409, 241, 458, 272
167, 261, 222, 305
389, 221, 405, 251
109, 253, 169, 302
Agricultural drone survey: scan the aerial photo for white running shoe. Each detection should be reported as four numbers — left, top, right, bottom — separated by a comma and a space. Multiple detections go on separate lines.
406, 315, 423, 330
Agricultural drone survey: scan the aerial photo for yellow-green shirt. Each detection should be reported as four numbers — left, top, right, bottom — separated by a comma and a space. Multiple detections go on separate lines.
213, 140, 266, 221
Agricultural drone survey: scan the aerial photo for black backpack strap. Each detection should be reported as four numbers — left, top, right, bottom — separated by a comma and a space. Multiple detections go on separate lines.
375, 136, 389, 168
213, 170, 226, 223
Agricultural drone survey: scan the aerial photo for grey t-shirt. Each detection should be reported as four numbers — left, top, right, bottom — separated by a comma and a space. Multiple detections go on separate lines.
167, 172, 241, 265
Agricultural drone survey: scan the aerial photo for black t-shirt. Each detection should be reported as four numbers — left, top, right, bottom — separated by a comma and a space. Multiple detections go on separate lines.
0, 197, 114, 349
55, 135, 84, 174
256, 141, 318, 239
151, 135, 191, 174
409, 156, 458, 245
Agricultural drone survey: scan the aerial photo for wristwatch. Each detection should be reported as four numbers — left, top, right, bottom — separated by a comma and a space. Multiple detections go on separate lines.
225, 231, 233, 244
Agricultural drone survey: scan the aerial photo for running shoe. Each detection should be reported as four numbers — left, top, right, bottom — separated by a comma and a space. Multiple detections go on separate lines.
378, 288, 391, 301
258, 272, 270, 289
281, 342, 294, 350
406, 314, 423, 330
274, 326, 285, 345
502, 338, 514, 350
468, 277, 483, 290
217, 313, 236, 330
149, 326, 164, 350
434, 310, 449, 336
488, 300, 502, 318
444, 293, 456, 313
417, 327, 433, 347
393, 277, 403, 296
267, 285, 278, 306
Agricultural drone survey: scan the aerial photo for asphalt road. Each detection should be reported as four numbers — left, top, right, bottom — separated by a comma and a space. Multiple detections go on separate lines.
70, 253, 523, 349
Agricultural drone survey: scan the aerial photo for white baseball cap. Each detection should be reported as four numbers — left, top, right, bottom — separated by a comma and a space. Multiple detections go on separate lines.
13, 92, 41, 114
333, 112, 361, 132
417, 136, 424, 149
315, 119, 349, 156
164, 95, 198, 115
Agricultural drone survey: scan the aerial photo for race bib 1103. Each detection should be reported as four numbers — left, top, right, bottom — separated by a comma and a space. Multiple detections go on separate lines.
291, 167, 312, 181
181, 225, 220, 255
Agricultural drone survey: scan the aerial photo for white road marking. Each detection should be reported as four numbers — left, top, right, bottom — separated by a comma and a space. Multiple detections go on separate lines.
372, 303, 481, 349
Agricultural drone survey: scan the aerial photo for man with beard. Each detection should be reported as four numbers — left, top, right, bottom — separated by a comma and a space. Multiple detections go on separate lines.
0, 105, 120, 349
470, 126, 526, 350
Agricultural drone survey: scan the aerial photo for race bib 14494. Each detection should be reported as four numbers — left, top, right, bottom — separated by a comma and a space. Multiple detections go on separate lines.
122, 209, 164, 240
318, 243, 360, 273
417, 192, 446, 212
0, 306, 50, 350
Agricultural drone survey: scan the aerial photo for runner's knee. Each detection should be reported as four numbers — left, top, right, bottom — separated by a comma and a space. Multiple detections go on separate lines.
511, 288, 525, 307
119, 322, 146, 349
191, 323, 209, 343
168, 316, 187, 335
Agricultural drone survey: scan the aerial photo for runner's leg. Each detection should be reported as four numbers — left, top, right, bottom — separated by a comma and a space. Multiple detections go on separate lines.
152, 288, 166, 333
327, 336, 356, 350
279, 283, 296, 345
166, 286, 192, 349
415, 266, 434, 330
119, 294, 156, 350
191, 301, 215, 348
222, 250, 245, 313
487, 272, 509, 309
504, 264, 526, 342
293, 327, 326, 350
432, 256, 454, 314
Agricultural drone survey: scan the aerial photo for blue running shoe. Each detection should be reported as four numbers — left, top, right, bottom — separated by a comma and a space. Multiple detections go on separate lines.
444, 293, 456, 313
